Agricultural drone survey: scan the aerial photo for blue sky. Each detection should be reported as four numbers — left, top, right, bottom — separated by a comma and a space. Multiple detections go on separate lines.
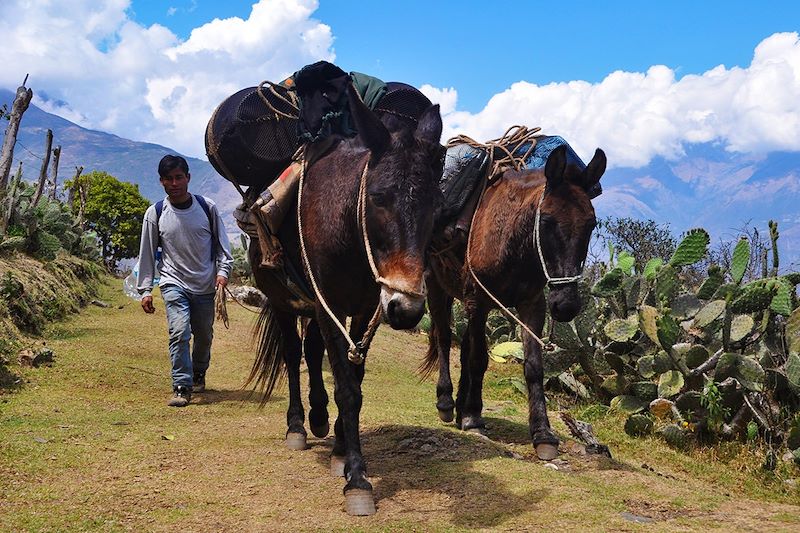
128, 0, 800, 112
2, 0, 799, 166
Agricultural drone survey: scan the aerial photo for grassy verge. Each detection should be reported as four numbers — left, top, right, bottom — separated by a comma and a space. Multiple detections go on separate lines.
0, 278, 798, 531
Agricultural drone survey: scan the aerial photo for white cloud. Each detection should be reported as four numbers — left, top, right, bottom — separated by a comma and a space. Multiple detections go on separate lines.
427, 32, 800, 169
0, 0, 333, 158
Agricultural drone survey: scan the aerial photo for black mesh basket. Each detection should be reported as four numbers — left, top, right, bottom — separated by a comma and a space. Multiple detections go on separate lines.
375, 82, 433, 124
205, 84, 299, 187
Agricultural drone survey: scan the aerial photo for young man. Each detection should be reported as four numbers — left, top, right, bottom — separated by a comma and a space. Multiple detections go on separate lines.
137, 155, 233, 407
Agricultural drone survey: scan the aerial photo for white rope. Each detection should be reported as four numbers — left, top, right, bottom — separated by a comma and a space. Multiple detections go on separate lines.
533, 191, 583, 286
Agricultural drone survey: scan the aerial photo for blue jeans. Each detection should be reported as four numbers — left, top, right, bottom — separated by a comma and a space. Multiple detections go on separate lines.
161, 284, 215, 389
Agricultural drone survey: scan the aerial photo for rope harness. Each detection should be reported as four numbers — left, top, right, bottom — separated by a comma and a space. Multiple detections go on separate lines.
455, 126, 582, 349
297, 156, 423, 364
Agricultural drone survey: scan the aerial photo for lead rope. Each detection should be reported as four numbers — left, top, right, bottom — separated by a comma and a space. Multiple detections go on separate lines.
297, 159, 383, 364
466, 187, 582, 349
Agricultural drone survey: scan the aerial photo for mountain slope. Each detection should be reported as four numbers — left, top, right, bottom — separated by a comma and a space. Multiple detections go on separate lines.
3, 88, 799, 266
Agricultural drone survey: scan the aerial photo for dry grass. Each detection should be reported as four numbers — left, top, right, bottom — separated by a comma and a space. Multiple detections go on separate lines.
1, 278, 799, 532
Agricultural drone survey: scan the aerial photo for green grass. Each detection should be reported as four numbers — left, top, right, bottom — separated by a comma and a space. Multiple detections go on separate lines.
0, 277, 798, 531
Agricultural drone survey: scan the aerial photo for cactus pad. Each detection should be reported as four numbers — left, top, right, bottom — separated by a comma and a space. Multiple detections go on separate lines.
672, 293, 703, 320
649, 398, 675, 419
625, 414, 654, 437
661, 424, 688, 448
785, 353, 800, 394
697, 265, 725, 300
658, 370, 684, 398
669, 228, 710, 267
617, 251, 635, 274
574, 295, 597, 343
731, 286, 776, 314
788, 308, 800, 356
693, 300, 726, 328
782, 272, 800, 286
639, 305, 660, 344
656, 314, 681, 352
592, 267, 625, 297
551, 321, 583, 351
637, 355, 656, 378
729, 314, 755, 343
731, 237, 750, 284
604, 315, 640, 342
770, 279, 793, 316
610, 394, 648, 414
543, 348, 579, 378
630, 381, 658, 402
656, 264, 679, 304
643, 258, 663, 281
685, 345, 710, 368
653, 351, 675, 373
715, 352, 765, 392
490, 341, 524, 363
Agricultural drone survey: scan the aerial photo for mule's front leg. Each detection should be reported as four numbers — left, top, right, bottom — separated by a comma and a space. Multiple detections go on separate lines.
427, 280, 455, 422
518, 296, 559, 460
318, 314, 375, 516
456, 303, 489, 433
303, 320, 330, 438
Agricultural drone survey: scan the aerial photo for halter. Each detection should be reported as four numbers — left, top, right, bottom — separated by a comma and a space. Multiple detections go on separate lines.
533, 190, 583, 287
298, 156, 425, 365
466, 183, 582, 349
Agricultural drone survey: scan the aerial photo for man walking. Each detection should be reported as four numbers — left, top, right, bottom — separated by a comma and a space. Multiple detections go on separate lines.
137, 155, 233, 407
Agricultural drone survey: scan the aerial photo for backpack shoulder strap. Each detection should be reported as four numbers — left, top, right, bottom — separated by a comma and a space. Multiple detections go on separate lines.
194, 195, 218, 260
155, 200, 164, 221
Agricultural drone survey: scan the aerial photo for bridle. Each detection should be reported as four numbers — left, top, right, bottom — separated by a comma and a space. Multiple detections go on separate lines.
298, 155, 425, 364
533, 190, 583, 287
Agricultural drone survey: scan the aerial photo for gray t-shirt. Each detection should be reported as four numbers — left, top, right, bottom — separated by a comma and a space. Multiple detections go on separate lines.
136, 196, 233, 297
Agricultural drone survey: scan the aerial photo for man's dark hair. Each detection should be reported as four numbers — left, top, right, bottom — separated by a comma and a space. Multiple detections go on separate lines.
158, 154, 190, 178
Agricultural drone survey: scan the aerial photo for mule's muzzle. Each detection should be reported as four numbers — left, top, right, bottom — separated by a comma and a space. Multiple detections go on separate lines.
548, 284, 581, 322
381, 287, 426, 330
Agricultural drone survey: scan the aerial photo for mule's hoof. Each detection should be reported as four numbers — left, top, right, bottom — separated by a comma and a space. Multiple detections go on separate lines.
535, 443, 559, 461
438, 409, 454, 423
285, 432, 307, 451
330, 455, 346, 477
345, 488, 376, 516
311, 421, 330, 438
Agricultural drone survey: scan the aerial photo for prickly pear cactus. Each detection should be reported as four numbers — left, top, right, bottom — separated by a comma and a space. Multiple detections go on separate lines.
669, 228, 710, 267
656, 314, 680, 352
610, 395, 648, 414
639, 305, 660, 344
730, 286, 776, 314
715, 352, 765, 392
729, 314, 755, 343
661, 424, 688, 448
770, 279, 793, 316
656, 265, 679, 305
693, 300, 726, 328
604, 315, 639, 342
697, 265, 725, 300
731, 236, 750, 285
625, 414, 654, 436
657, 370, 684, 398
592, 267, 625, 297
643, 258, 663, 280
684, 345, 710, 369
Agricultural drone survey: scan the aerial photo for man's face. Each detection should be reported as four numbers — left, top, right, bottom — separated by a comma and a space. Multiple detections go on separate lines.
160, 167, 190, 201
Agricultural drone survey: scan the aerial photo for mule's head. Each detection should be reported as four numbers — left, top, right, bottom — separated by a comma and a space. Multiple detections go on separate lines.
537, 145, 606, 322
348, 84, 445, 329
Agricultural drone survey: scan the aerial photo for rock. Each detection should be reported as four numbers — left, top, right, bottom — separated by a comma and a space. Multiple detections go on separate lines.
18, 348, 54, 368
544, 463, 558, 471
90, 299, 110, 308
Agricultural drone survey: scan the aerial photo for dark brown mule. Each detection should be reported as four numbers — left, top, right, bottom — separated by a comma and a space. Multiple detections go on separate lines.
247, 83, 444, 514
423, 145, 605, 460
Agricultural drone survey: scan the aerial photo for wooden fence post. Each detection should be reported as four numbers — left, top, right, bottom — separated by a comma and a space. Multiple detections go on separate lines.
48, 145, 61, 200
0, 75, 33, 193
31, 129, 53, 208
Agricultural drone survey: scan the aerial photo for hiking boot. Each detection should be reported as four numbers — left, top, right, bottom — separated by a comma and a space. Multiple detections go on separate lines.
192, 373, 206, 393
168, 386, 192, 407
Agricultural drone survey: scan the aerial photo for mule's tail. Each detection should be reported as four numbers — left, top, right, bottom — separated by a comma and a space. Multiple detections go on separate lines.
244, 303, 286, 405
418, 323, 440, 379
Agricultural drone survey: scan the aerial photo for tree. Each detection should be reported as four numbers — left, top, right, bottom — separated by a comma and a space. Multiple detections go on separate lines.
598, 217, 677, 272
66, 171, 149, 268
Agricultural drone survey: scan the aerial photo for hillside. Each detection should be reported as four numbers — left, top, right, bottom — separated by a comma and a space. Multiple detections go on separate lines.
3, 88, 799, 264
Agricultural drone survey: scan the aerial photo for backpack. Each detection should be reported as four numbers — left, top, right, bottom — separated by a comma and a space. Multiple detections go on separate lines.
154, 194, 217, 261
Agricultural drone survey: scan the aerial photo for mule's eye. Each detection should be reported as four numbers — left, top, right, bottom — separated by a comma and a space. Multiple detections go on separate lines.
370, 191, 390, 207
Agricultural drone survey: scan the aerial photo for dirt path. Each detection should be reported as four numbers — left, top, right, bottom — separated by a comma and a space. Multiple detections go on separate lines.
1, 281, 799, 532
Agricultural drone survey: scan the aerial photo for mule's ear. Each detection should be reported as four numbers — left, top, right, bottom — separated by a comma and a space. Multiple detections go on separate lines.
583, 148, 606, 190
545, 145, 567, 190
415, 104, 443, 145
347, 82, 390, 154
